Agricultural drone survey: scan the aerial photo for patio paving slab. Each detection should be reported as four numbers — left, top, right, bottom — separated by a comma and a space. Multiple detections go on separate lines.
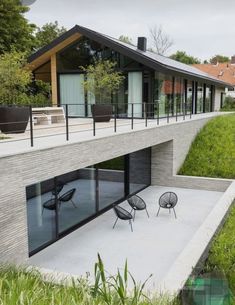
28, 185, 223, 292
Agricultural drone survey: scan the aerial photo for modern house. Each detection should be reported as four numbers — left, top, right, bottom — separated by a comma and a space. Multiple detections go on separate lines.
193, 56, 235, 103
0, 24, 234, 293
28, 25, 230, 118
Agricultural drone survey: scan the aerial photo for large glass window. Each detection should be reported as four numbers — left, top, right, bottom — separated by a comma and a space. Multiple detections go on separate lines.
205, 85, 212, 112
196, 83, 204, 113
26, 149, 151, 254
129, 148, 151, 194
154, 73, 173, 118
186, 81, 193, 114
174, 77, 185, 116
98, 157, 125, 210
57, 167, 96, 234
26, 179, 57, 253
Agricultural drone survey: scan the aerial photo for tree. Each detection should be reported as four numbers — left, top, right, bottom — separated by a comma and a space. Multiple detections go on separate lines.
209, 55, 230, 64
170, 51, 201, 64
81, 60, 124, 103
34, 21, 67, 50
0, 52, 50, 105
0, 0, 36, 55
118, 35, 133, 45
149, 25, 173, 55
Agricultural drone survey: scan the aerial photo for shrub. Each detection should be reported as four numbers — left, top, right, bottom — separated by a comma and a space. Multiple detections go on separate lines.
0, 51, 51, 106
221, 96, 235, 111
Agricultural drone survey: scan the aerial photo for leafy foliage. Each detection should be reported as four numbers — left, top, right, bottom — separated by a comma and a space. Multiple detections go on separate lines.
221, 96, 235, 112
178, 114, 235, 179
204, 202, 235, 294
0, 0, 36, 55
119, 35, 134, 45
81, 60, 124, 104
0, 255, 180, 305
0, 52, 51, 106
209, 54, 230, 64
34, 21, 67, 50
170, 51, 201, 64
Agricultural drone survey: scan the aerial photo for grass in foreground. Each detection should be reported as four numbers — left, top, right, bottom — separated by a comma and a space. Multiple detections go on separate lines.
179, 114, 235, 179
203, 202, 235, 295
0, 255, 180, 305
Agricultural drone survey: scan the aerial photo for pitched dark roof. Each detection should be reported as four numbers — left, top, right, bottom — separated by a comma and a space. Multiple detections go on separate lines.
28, 24, 231, 88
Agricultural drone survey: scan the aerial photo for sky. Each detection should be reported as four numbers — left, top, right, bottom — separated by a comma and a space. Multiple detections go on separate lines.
25, 0, 235, 61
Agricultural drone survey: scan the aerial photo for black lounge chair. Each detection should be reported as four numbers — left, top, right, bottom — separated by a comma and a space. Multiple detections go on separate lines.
157, 192, 178, 218
59, 188, 77, 208
42, 188, 77, 214
113, 205, 133, 232
127, 194, 149, 220
51, 183, 64, 198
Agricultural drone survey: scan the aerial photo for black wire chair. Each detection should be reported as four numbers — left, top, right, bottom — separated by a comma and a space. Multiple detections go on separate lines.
157, 192, 178, 219
58, 188, 77, 208
51, 183, 64, 199
127, 194, 149, 220
113, 205, 133, 232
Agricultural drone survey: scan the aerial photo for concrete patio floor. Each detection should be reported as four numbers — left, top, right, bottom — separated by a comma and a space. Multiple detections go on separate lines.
29, 185, 223, 293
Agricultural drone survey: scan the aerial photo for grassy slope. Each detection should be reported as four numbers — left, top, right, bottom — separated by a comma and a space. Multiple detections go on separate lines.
179, 113, 235, 295
205, 202, 235, 294
178, 114, 235, 179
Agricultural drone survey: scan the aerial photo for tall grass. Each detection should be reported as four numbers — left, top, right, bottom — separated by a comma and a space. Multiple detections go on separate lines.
0, 255, 179, 305
179, 114, 235, 179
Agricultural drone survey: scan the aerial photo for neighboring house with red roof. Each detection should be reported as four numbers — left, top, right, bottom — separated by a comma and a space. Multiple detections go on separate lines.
193, 57, 235, 100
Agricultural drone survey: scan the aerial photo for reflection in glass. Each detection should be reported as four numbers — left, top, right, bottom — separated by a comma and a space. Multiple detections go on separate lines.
197, 83, 204, 113
26, 179, 56, 253
205, 86, 212, 112
187, 81, 193, 114
174, 78, 184, 116
129, 148, 151, 194
58, 168, 96, 234
98, 157, 125, 210
154, 73, 173, 117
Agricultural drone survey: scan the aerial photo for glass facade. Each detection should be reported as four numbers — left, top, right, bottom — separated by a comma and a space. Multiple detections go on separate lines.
205, 85, 212, 112
154, 72, 173, 118
174, 77, 185, 116
196, 83, 204, 113
186, 81, 193, 114
55, 36, 215, 118
26, 148, 151, 254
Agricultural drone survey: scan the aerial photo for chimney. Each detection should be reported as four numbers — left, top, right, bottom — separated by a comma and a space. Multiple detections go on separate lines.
231, 55, 235, 65
137, 37, 147, 52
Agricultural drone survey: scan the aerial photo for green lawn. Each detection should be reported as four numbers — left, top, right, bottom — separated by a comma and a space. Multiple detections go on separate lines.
204, 202, 235, 295
178, 114, 235, 179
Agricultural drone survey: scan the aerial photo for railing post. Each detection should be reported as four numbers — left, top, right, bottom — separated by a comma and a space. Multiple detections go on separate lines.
65, 104, 69, 141
131, 103, 134, 130
157, 101, 159, 125
167, 102, 170, 123
114, 104, 117, 133
93, 113, 96, 136
29, 105, 34, 147
144, 102, 147, 127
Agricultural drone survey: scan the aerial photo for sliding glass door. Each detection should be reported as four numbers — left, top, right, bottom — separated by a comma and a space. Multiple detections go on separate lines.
26, 148, 151, 255
59, 74, 85, 116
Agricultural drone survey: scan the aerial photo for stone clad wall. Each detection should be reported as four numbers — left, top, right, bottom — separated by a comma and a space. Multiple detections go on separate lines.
0, 115, 225, 263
